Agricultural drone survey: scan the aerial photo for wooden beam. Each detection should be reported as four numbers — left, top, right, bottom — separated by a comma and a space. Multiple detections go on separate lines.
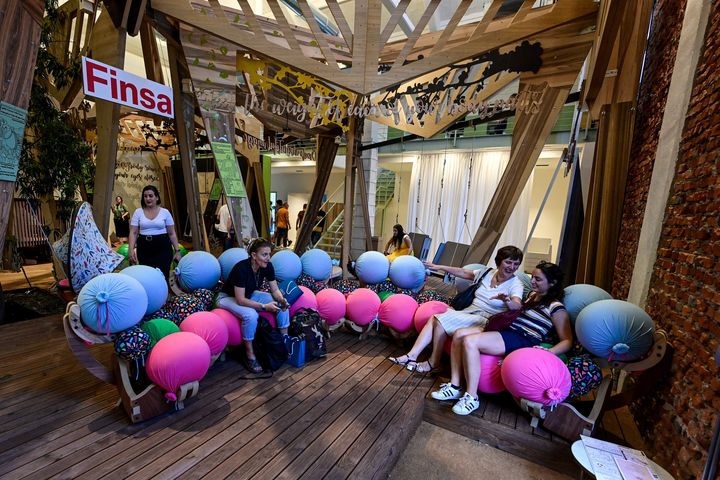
266, 0, 301, 51
463, 83, 570, 265
139, 17, 165, 84
430, 0, 472, 55
391, 0, 441, 70
252, 161, 271, 239
90, 9, 126, 238
297, 0, 338, 67
325, 0, 353, 50
168, 37, 208, 251
294, 134, 340, 253
378, 0, 411, 48
354, 138, 374, 252
0, 0, 44, 258
342, 116, 359, 277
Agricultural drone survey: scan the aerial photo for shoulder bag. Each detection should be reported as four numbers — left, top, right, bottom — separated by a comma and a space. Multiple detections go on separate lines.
450, 268, 493, 311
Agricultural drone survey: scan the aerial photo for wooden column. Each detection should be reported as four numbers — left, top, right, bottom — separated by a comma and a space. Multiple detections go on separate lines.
341, 117, 360, 276
167, 41, 208, 251
576, 102, 634, 290
0, 0, 44, 258
294, 134, 340, 253
251, 161, 271, 239
463, 83, 570, 265
90, 10, 126, 237
354, 132, 374, 252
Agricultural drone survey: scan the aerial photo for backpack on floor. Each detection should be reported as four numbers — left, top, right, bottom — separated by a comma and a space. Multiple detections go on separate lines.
289, 308, 329, 361
253, 317, 288, 371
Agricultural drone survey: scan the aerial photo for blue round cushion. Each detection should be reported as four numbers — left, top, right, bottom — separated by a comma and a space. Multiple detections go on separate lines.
355, 251, 390, 284
174, 251, 221, 292
78, 273, 148, 334
575, 299, 655, 361
454, 263, 487, 293
300, 249, 332, 281
271, 250, 303, 281
119, 265, 168, 315
563, 284, 613, 324
389, 255, 426, 290
218, 248, 249, 282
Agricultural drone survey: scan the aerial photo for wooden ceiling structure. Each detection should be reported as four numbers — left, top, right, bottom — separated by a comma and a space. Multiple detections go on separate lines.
6, 0, 651, 272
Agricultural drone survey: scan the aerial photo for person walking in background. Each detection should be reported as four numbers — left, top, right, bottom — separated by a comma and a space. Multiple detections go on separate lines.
111, 195, 130, 245
275, 199, 290, 248
128, 185, 182, 280
311, 209, 326, 246
296, 203, 307, 230
215, 203, 234, 251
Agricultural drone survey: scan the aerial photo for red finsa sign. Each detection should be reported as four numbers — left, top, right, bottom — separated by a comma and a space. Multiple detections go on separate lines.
82, 56, 173, 118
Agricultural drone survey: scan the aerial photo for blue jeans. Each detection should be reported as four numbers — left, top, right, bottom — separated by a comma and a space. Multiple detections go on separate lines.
216, 291, 290, 341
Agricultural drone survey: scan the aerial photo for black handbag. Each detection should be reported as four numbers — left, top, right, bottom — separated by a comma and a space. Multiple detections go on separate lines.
450, 268, 493, 311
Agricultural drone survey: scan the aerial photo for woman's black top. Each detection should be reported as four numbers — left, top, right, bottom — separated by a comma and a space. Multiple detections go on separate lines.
223, 258, 276, 298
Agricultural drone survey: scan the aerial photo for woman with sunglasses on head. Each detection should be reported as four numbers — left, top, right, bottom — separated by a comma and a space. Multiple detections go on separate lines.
216, 238, 290, 373
388, 245, 524, 373
128, 185, 181, 280
432, 261, 573, 416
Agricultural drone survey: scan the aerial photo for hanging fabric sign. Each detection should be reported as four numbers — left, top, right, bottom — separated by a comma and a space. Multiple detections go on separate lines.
211, 141, 246, 198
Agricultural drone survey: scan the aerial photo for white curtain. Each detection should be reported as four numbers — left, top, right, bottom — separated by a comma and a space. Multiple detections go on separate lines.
407, 150, 533, 267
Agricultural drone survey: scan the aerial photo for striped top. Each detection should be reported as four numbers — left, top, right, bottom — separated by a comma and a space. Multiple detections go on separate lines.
509, 300, 566, 343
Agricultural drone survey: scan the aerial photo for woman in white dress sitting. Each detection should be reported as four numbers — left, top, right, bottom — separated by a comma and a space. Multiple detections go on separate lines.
388, 245, 524, 373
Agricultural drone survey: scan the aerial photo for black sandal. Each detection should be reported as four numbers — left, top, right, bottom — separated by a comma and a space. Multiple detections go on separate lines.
413, 360, 439, 374
387, 355, 416, 367
243, 357, 263, 374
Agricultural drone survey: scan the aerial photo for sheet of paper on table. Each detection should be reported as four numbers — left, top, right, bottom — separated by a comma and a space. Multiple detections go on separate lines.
580, 435, 660, 480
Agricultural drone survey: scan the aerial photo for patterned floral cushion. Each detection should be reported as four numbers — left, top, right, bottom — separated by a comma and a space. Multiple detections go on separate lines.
566, 355, 603, 399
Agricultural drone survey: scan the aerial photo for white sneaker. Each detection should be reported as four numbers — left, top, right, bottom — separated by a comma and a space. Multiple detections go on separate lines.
452, 393, 480, 415
430, 382, 461, 401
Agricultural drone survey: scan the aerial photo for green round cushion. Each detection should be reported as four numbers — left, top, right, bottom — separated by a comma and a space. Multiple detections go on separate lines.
141, 318, 180, 347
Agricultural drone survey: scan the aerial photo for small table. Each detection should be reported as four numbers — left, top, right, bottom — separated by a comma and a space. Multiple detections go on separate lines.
571, 440, 674, 480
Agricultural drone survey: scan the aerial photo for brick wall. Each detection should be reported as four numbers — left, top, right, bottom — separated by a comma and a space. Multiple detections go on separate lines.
611, 0, 687, 299
627, 3, 720, 479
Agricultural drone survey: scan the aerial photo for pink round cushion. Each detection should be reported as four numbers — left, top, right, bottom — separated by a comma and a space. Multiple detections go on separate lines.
259, 311, 277, 329
146, 331, 211, 401
58, 278, 71, 289
378, 294, 418, 333
478, 354, 506, 394
316, 288, 346, 325
501, 347, 571, 406
179, 311, 229, 356
211, 308, 242, 345
289, 286, 318, 317
345, 288, 381, 327
413, 301, 449, 333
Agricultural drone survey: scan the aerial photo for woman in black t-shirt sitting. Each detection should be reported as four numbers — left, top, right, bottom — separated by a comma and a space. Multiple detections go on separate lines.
216, 238, 290, 373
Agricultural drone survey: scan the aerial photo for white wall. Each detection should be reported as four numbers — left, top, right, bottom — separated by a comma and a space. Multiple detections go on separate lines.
526, 163, 571, 262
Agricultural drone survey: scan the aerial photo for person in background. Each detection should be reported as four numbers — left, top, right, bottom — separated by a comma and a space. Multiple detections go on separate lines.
388, 245, 524, 373
215, 203, 234, 251
432, 261, 572, 416
311, 209, 326, 246
296, 203, 307, 230
128, 185, 181, 280
383, 224, 413, 261
111, 195, 129, 245
275, 199, 290, 248
216, 238, 290, 373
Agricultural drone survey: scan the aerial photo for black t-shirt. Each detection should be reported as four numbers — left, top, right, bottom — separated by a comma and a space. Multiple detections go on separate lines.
223, 258, 276, 298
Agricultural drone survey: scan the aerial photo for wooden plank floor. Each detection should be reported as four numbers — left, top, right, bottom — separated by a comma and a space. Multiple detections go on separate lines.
0, 315, 435, 480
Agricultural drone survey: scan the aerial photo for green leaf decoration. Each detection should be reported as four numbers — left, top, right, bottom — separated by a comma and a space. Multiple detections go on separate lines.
192, 58, 200, 66
219, 71, 229, 79
220, 46, 228, 56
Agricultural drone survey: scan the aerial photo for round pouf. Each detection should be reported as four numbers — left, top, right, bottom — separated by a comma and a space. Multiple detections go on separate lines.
454, 263, 486, 293
345, 288, 381, 327
354, 251, 390, 285
141, 318, 180, 347
316, 288, 346, 325
575, 299, 655, 361
211, 308, 242, 345
389, 256, 426, 290
289, 286, 319, 317
563, 284, 612, 323
218, 248, 249, 282
175, 251, 221, 292
378, 291, 394, 302
78, 273, 148, 334
114, 326, 151, 362
271, 250, 303, 282
378, 294, 418, 333
501, 347, 571, 407
300, 249, 332, 281
413, 300, 449, 332
120, 265, 168, 315
566, 355, 603, 400
478, 354, 505, 394
259, 311, 277, 328
179, 311, 229, 356
146, 332, 211, 401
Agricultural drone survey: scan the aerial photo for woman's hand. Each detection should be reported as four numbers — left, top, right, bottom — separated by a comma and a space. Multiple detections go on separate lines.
129, 249, 138, 264
263, 302, 281, 313
422, 260, 436, 269
173, 250, 182, 263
